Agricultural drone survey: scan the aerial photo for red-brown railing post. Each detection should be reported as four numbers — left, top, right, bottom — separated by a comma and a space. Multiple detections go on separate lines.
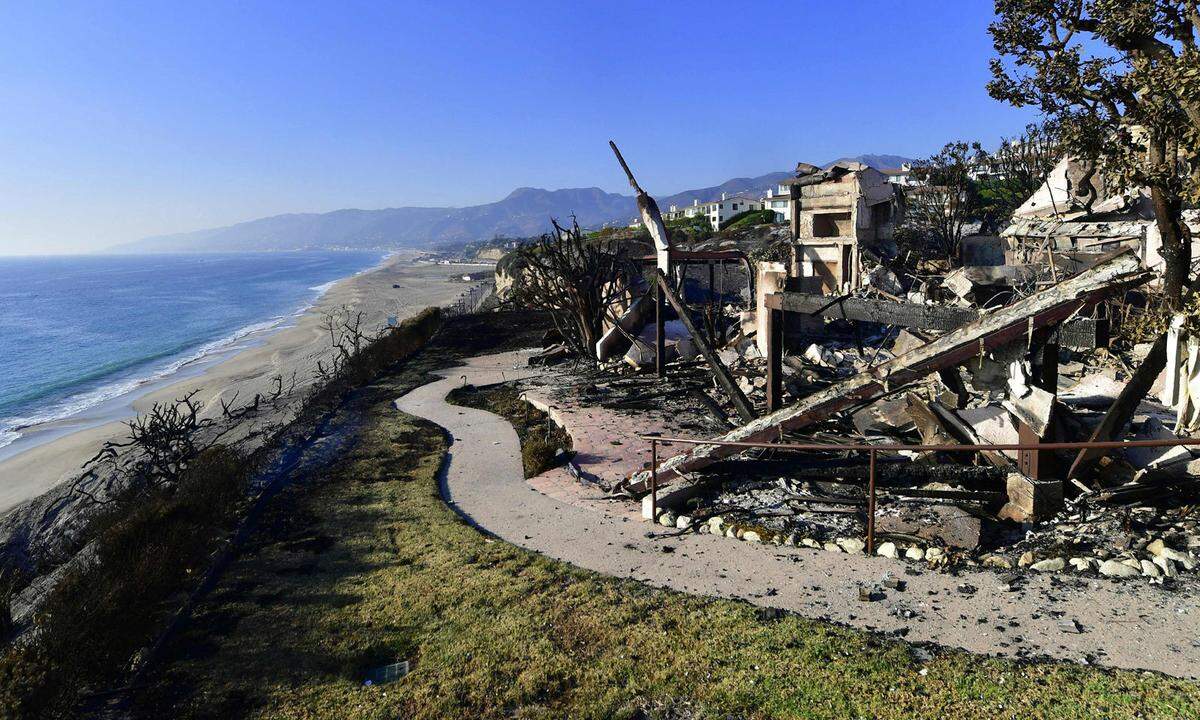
866, 448, 876, 555
650, 439, 658, 521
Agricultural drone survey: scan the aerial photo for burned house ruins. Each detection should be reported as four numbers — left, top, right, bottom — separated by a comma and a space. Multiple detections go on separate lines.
507, 145, 1200, 584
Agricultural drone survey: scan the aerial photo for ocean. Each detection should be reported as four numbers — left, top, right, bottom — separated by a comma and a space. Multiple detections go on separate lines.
0, 251, 385, 454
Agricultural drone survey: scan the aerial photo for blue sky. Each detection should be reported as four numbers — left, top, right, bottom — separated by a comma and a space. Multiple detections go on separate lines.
0, 1, 1036, 254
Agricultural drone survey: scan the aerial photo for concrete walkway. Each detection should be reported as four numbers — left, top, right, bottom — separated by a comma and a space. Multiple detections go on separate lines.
396, 351, 1200, 679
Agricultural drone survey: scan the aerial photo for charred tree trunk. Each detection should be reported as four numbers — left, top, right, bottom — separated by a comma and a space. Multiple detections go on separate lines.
1149, 136, 1190, 309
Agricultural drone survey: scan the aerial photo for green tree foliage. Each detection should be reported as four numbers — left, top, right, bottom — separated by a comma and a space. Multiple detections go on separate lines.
988, 0, 1200, 304
905, 141, 983, 262
975, 122, 1061, 228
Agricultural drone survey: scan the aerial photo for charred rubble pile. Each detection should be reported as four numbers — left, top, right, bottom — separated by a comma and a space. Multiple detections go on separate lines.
630, 154, 1200, 583
513, 147, 1200, 583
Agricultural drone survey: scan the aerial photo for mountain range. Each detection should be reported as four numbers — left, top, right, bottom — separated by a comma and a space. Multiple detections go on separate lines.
113, 155, 913, 253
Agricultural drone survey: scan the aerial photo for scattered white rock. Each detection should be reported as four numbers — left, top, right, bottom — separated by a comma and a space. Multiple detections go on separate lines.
1140, 559, 1162, 578
982, 555, 1012, 569
837, 538, 866, 554
784, 533, 797, 547
697, 524, 710, 534
904, 547, 925, 561
1099, 559, 1141, 578
725, 527, 737, 539
658, 512, 676, 527
876, 541, 899, 559
675, 515, 692, 530
823, 542, 842, 553
1147, 540, 1195, 570
743, 530, 762, 544
1153, 555, 1178, 577
801, 538, 820, 549
1030, 557, 1065, 572
1069, 557, 1094, 572
1017, 551, 1035, 567
925, 547, 945, 562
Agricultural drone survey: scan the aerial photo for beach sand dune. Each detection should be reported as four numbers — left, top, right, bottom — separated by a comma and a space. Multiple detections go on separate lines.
0, 254, 492, 516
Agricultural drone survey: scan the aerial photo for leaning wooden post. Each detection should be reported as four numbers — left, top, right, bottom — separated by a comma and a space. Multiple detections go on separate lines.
655, 281, 666, 378
866, 449, 877, 555
766, 306, 784, 412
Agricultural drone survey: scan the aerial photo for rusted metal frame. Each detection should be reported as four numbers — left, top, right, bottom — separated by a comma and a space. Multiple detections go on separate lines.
766, 306, 784, 412
637, 250, 757, 299
655, 270, 757, 423
642, 434, 1200, 454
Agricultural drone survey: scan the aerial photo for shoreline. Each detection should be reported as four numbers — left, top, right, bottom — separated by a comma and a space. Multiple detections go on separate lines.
0, 252, 492, 515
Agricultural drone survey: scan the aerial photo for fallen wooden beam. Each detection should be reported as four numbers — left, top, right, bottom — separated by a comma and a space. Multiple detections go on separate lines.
625, 250, 1150, 493
1067, 332, 1168, 482
655, 270, 756, 423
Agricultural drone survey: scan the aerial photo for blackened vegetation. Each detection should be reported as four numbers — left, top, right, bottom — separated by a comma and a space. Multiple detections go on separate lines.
506, 216, 640, 360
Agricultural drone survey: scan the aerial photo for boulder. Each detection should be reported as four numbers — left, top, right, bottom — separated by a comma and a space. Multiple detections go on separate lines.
1099, 559, 1141, 578
1030, 557, 1065, 572
1069, 557, 1094, 572
904, 547, 925, 561
836, 538, 866, 554
875, 541, 899, 559
1153, 555, 1178, 577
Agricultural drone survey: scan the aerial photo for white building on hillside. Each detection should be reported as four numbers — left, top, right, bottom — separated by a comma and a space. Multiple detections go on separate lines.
879, 163, 918, 186
762, 182, 792, 223
664, 192, 762, 231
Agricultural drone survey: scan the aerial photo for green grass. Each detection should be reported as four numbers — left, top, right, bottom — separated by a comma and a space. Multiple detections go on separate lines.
137, 367, 1200, 720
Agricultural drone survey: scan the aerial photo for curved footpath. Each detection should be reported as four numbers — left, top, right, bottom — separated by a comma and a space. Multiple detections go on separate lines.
396, 350, 1200, 679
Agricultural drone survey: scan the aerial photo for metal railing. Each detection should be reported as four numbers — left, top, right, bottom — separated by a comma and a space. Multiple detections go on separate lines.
641, 434, 1200, 554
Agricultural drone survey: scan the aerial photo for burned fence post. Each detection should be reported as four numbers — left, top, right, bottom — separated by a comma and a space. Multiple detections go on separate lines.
655, 270, 756, 423
655, 280, 666, 379
866, 448, 877, 555
766, 306, 784, 412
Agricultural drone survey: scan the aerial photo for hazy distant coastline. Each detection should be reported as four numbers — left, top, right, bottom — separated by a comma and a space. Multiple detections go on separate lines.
0, 253, 491, 516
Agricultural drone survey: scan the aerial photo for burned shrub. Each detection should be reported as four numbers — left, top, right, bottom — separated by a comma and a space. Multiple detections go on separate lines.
506, 217, 639, 360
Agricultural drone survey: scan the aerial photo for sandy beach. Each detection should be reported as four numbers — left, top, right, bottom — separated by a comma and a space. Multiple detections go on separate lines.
0, 253, 493, 515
